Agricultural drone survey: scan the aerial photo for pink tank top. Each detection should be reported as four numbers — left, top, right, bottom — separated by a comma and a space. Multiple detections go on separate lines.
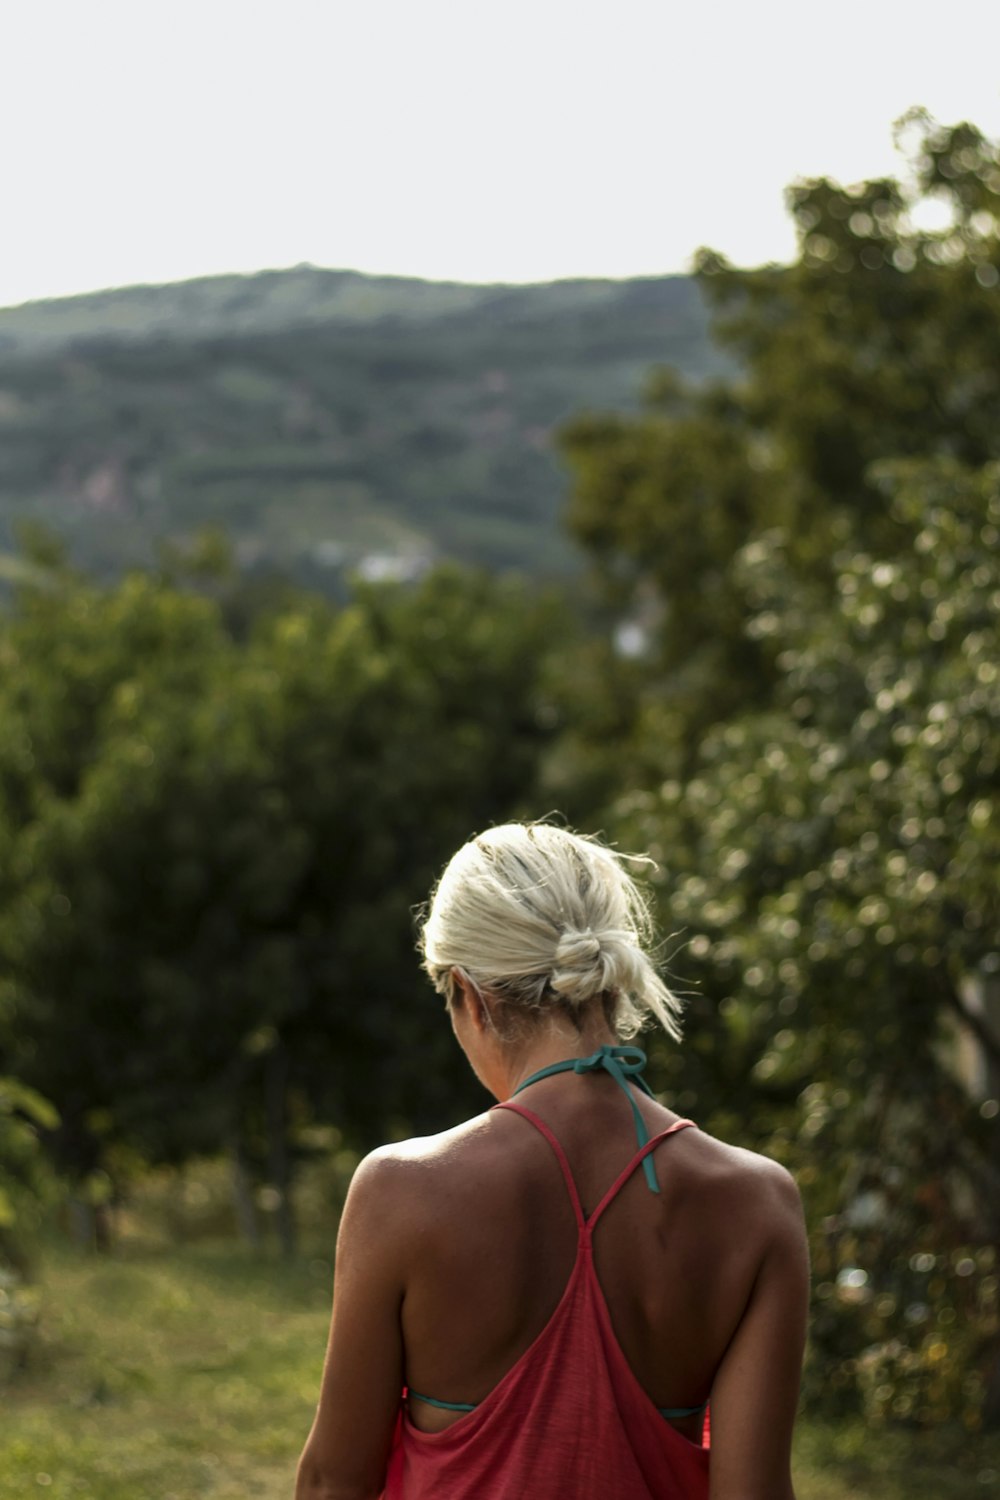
380, 1103, 711, 1500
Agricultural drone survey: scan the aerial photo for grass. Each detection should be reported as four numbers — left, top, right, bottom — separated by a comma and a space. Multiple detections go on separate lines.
1, 1242, 330, 1499
1, 1236, 998, 1499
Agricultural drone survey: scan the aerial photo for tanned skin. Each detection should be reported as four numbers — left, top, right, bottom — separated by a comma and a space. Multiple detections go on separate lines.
296, 978, 810, 1500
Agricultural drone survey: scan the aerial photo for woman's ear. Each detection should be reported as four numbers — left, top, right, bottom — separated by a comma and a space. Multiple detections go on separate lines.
451, 969, 490, 1032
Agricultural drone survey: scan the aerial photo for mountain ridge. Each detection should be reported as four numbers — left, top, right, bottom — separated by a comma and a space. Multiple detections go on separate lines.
0, 266, 725, 582
0, 264, 699, 353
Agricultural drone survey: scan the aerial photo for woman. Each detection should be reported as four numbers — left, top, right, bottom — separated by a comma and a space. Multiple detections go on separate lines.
296, 823, 809, 1500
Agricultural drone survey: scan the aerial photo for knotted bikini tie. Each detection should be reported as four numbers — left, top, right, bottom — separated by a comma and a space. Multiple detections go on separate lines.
511, 1044, 662, 1193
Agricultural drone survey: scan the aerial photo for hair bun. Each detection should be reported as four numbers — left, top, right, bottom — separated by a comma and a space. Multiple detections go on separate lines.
555, 928, 602, 970
551, 927, 606, 1004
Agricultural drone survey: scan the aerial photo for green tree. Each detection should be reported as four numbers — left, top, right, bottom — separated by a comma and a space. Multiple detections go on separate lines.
0, 1076, 58, 1271
0, 558, 568, 1253
616, 458, 999, 1426
557, 115, 1000, 1428
0, 561, 236, 1244
559, 112, 1000, 773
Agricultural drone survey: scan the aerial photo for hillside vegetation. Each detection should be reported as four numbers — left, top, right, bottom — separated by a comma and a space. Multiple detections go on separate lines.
0, 268, 724, 582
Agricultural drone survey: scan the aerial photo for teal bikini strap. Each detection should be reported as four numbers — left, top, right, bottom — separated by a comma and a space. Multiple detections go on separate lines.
659, 1400, 707, 1420
511, 1044, 661, 1194
410, 1387, 705, 1423
407, 1389, 475, 1413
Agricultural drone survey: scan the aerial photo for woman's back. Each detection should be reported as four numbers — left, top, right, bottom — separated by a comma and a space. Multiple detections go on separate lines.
397, 1068, 794, 1449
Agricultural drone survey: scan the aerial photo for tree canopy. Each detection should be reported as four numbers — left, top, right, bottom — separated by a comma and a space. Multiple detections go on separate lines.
0, 557, 569, 1252
560, 113, 1000, 1429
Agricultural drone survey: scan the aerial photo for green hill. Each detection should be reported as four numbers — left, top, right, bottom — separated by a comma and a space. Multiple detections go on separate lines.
0, 267, 726, 581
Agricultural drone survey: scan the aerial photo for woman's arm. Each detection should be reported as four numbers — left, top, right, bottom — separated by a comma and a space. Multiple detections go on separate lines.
708, 1161, 810, 1500
295, 1149, 406, 1500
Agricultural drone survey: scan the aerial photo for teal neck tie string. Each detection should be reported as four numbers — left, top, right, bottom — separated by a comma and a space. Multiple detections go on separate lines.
511, 1044, 660, 1194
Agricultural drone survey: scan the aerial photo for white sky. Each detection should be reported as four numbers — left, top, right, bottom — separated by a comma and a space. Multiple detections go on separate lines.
3, 0, 999, 308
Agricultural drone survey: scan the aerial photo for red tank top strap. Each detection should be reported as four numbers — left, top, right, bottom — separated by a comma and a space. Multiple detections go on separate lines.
586, 1119, 697, 1230
492, 1101, 586, 1230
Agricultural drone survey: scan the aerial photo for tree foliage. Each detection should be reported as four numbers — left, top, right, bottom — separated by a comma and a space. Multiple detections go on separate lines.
561, 115, 1000, 1429
617, 458, 999, 1426
0, 557, 568, 1251
561, 111, 1000, 767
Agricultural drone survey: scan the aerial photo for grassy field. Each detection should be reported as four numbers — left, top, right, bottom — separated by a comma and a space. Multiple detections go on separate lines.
1, 1239, 998, 1499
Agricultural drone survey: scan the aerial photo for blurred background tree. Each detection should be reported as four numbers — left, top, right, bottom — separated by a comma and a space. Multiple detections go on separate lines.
560, 110, 1000, 772
0, 556, 568, 1256
559, 113, 1000, 1429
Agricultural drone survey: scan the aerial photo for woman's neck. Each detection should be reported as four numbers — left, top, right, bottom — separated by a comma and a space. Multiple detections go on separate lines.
501, 1020, 619, 1099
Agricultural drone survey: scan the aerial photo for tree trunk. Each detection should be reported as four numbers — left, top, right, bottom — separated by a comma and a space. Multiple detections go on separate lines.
982, 1337, 1000, 1432
265, 1041, 296, 1259
227, 1130, 262, 1249
94, 1201, 112, 1253
67, 1196, 95, 1251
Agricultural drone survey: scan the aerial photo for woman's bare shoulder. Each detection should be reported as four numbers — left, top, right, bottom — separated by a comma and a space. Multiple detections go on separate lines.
701, 1128, 809, 1248
366, 1108, 501, 1168
687, 1123, 799, 1179
345, 1111, 506, 1216
672, 1123, 805, 1237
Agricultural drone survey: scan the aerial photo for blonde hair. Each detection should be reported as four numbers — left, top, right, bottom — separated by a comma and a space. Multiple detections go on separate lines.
420, 823, 682, 1042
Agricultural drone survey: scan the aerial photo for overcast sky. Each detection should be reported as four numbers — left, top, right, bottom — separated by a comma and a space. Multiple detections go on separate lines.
3, 0, 999, 307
